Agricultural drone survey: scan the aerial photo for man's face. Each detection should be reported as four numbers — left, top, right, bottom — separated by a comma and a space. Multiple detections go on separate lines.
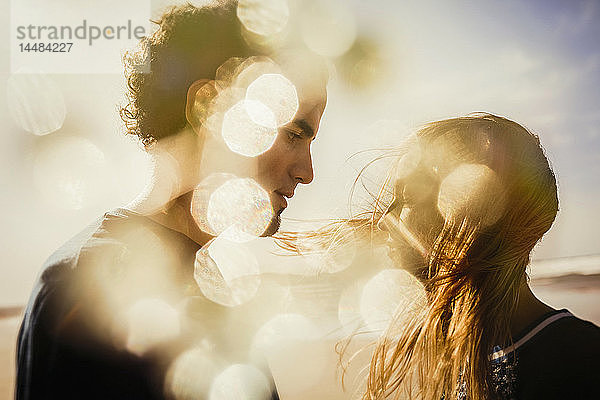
255, 96, 326, 236
185, 68, 326, 238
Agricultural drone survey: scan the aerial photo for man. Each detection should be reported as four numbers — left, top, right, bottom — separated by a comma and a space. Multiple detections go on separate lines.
16, 3, 326, 399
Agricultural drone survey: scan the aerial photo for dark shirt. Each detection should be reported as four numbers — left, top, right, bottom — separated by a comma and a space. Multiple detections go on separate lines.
490, 309, 600, 399
16, 208, 279, 399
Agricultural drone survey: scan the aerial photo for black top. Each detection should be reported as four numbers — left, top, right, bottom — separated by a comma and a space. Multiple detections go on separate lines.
15, 209, 279, 400
490, 309, 600, 399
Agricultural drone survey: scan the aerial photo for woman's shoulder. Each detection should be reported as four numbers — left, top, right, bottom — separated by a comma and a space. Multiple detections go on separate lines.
514, 310, 600, 399
516, 309, 600, 356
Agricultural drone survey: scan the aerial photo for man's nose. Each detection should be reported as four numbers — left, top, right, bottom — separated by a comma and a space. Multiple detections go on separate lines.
294, 148, 314, 184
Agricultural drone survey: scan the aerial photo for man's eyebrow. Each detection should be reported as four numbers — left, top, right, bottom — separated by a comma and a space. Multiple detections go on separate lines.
293, 118, 316, 139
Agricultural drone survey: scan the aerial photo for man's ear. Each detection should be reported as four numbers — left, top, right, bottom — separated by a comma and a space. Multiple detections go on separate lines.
185, 79, 217, 133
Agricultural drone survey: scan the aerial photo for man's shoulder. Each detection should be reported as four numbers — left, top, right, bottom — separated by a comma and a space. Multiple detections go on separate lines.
34, 207, 201, 307
38, 209, 133, 284
21, 209, 168, 341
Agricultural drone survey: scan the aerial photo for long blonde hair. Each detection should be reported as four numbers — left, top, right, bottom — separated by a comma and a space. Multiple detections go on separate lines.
278, 113, 559, 399
363, 114, 558, 399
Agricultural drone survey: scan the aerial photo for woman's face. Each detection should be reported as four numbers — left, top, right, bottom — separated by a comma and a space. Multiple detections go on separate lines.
377, 134, 506, 278
377, 154, 445, 277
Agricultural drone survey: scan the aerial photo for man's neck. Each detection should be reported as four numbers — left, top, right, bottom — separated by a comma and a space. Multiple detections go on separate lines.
148, 192, 213, 246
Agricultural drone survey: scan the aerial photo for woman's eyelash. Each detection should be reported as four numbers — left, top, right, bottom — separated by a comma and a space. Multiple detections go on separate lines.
386, 197, 403, 215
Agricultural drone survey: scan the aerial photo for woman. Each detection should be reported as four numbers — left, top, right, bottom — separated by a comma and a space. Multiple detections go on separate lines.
345, 114, 599, 399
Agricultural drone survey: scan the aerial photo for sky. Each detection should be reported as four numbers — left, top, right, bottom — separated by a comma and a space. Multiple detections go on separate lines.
1, 0, 599, 306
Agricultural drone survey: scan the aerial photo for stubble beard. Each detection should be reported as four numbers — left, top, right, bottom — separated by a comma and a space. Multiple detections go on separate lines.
261, 213, 281, 237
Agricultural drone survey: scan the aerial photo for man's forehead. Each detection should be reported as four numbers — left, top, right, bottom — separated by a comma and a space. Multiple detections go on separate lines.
295, 97, 326, 135
289, 71, 326, 110
275, 50, 328, 103
293, 71, 327, 128
209, 52, 327, 137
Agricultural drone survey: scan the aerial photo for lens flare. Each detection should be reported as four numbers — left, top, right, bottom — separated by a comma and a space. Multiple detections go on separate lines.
209, 363, 271, 400
207, 177, 274, 240
194, 236, 261, 307
246, 73, 299, 126
221, 99, 278, 157
300, 0, 356, 57
379, 208, 428, 257
437, 163, 506, 227
237, 0, 289, 37
360, 269, 427, 333
125, 298, 180, 356
6, 71, 66, 136
167, 346, 219, 400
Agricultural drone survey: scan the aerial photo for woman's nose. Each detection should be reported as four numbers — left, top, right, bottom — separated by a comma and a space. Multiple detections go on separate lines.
377, 214, 389, 232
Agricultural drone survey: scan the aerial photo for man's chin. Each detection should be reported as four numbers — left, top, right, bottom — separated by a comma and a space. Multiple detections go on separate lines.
261, 214, 281, 237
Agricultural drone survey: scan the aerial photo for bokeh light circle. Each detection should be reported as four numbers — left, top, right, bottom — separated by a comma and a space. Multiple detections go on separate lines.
437, 163, 506, 227
233, 57, 283, 89
190, 81, 219, 128
6, 72, 66, 136
237, 0, 290, 37
221, 99, 278, 157
209, 363, 271, 400
360, 269, 426, 332
167, 347, 219, 400
207, 177, 273, 240
299, 227, 357, 274
125, 298, 180, 356
300, 0, 357, 57
252, 313, 326, 396
246, 73, 299, 126
252, 313, 320, 353
216, 57, 246, 86
194, 236, 261, 307
191, 173, 238, 236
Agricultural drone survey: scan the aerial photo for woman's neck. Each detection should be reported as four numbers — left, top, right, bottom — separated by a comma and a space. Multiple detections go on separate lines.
510, 283, 555, 337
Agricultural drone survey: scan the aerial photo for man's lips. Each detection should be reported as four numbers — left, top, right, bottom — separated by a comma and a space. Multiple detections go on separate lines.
277, 189, 295, 198
274, 190, 294, 211
273, 192, 287, 214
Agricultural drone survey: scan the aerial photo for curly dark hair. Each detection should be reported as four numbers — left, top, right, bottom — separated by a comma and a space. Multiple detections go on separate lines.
120, 2, 254, 147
